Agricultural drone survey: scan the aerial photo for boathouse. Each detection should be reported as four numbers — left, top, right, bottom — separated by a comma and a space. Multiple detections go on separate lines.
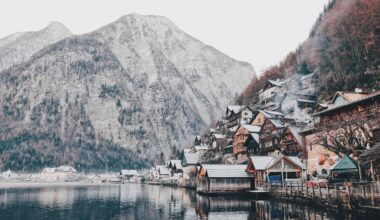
197, 164, 254, 194
246, 155, 305, 187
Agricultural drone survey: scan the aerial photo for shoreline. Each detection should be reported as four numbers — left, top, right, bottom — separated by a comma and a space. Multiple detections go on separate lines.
0, 181, 126, 189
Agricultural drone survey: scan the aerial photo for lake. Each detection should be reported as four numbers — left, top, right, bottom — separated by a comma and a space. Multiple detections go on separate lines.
0, 183, 374, 220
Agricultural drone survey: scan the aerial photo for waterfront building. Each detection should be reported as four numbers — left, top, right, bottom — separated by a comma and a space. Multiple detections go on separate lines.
246, 155, 305, 188
39, 166, 77, 182
196, 164, 254, 193
120, 169, 139, 179
301, 91, 380, 177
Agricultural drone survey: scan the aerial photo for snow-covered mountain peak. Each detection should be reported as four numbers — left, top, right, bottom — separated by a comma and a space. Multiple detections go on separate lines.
0, 22, 72, 71
44, 21, 71, 35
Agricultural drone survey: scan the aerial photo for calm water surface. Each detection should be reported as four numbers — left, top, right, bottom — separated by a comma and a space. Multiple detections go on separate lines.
0, 183, 374, 220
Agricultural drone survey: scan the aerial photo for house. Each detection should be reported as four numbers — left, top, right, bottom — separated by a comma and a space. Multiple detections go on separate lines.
168, 160, 183, 179
120, 169, 139, 179
301, 91, 380, 176
257, 79, 288, 109
179, 152, 199, 187
296, 98, 316, 109
246, 155, 305, 187
251, 110, 284, 126
360, 142, 380, 181
197, 164, 254, 193
233, 124, 261, 155
39, 166, 77, 182
328, 155, 359, 183
300, 71, 317, 89
157, 165, 171, 180
259, 118, 286, 155
225, 105, 254, 128
211, 133, 226, 150
330, 90, 370, 107
278, 126, 305, 157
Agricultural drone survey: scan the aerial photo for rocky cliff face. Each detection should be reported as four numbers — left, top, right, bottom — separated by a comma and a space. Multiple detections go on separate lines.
0, 14, 255, 171
0, 22, 72, 71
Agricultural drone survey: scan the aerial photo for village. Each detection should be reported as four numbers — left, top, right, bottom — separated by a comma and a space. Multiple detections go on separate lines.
144, 73, 380, 212
1, 74, 379, 214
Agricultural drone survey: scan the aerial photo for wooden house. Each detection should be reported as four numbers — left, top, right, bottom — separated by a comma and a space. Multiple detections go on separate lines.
211, 133, 226, 150
278, 126, 305, 157
233, 124, 261, 155
300, 71, 317, 89
312, 91, 380, 131
301, 91, 380, 176
330, 90, 370, 107
258, 79, 287, 108
225, 105, 254, 128
246, 155, 305, 187
259, 118, 286, 155
197, 164, 254, 193
251, 110, 284, 126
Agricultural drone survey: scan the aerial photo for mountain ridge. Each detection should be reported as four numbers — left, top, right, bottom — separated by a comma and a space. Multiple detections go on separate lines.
0, 14, 255, 171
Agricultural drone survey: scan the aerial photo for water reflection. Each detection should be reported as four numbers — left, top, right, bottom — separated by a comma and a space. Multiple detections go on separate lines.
0, 184, 375, 220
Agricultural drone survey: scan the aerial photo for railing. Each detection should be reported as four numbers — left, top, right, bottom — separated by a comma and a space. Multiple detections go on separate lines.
266, 181, 380, 208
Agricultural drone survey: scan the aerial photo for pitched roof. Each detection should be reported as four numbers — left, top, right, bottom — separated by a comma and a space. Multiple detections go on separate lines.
200, 164, 253, 178
297, 98, 316, 104
250, 155, 306, 170
313, 91, 380, 116
249, 133, 260, 144
301, 71, 316, 80
183, 152, 198, 165
158, 166, 171, 175
226, 105, 245, 115
268, 118, 285, 128
168, 160, 182, 169
268, 79, 288, 87
287, 126, 303, 146
332, 91, 370, 103
257, 110, 284, 119
329, 156, 358, 171
288, 156, 306, 170
121, 169, 138, 176
249, 156, 275, 170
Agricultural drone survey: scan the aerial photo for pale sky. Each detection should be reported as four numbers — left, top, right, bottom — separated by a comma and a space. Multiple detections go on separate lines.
0, 0, 329, 75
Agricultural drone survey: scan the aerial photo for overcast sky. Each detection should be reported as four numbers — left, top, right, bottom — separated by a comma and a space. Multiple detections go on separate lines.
0, 0, 329, 75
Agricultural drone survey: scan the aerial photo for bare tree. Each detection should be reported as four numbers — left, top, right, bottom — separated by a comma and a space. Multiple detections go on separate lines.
315, 119, 374, 157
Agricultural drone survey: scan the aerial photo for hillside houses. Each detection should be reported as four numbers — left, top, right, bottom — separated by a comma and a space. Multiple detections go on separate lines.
233, 124, 261, 155
149, 77, 379, 193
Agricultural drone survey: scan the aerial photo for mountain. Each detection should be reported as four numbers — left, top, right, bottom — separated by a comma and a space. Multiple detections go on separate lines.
238, 0, 380, 104
0, 22, 72, 71
0, 14, 256, 171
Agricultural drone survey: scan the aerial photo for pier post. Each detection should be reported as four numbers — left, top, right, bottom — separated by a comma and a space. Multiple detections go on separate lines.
319, 186, 322, 199
335, 184, 338, 199
362, 185, 366, 198
312, 184, 315, 199
371, 182, 375, 207
290, 184, 292, 197
327, 184, 330, 202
